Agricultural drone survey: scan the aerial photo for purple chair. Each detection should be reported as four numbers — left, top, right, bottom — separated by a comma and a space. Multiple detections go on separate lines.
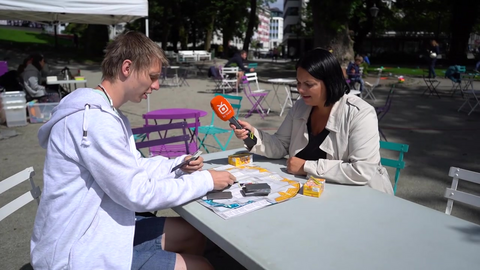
241, 76, 268, 119
143, 110, 202, 158
375, 84, 396, 142
0, 61, 8, 77
132, 122, 191, 158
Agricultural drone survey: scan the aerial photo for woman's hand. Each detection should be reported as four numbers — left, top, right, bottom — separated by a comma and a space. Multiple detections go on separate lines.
230, 119, 255, 140
181, 156, 204, 173
286, 157, 307, 175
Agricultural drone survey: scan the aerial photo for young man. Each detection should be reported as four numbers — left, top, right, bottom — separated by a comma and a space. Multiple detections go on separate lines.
225, 50, 255, 90
31, 31, 236, 270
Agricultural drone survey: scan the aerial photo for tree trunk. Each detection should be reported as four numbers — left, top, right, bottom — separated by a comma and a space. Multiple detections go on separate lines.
311, 1, 354, 66
204, 15, 215, 51
223, 31, 233, 59
448, 1, 479, 64
160, 5, 171, 50
83, 25, 109, 57
243, 0, 257, 52
179, 24, 189, 50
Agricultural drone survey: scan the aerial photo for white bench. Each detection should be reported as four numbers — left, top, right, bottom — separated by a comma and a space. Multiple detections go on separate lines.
195, 50, 211, 61
177, 51, 197, 63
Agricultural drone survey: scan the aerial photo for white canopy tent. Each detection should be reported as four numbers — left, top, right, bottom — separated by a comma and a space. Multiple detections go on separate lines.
0, 0, 155, 111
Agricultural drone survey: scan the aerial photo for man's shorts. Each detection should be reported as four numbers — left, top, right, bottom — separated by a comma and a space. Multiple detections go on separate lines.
131, 216, 176, 270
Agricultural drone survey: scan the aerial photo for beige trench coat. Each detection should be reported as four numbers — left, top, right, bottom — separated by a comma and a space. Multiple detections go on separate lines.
249, 94, 394, 194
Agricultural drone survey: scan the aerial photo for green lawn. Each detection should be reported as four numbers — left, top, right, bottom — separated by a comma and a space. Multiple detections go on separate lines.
0, 27, 71, 45
366, 66, 447, 77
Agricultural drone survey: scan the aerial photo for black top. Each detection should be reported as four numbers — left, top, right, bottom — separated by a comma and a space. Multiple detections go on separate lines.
295, 112, 329, 161
225, 53, 249, 73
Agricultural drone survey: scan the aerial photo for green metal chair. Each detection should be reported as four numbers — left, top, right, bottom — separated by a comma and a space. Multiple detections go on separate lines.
197, 94, 242, 153
248, 63, 258, 69
379, 141, 409, 194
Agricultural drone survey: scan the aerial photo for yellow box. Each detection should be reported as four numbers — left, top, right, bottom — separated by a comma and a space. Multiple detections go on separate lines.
228, 153, 253, 166
303, 176, 325, 198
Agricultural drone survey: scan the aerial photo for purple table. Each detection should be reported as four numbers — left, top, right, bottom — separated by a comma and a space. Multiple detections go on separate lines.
143, 108, 207, 157
144, 108, 208, 118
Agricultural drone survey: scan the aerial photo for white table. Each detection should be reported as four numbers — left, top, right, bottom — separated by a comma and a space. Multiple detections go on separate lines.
267, 78, 296, 116
162, 66, 180, 87
46, 79, 87, 97
174, 149, 480, 270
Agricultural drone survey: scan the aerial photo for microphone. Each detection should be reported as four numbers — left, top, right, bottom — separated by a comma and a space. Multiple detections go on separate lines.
210, 95, 257, 149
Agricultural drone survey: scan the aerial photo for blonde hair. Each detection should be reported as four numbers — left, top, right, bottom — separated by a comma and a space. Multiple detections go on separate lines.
431, 40, 438, 47
355, 55, 363, 62
101, 31, 168, 81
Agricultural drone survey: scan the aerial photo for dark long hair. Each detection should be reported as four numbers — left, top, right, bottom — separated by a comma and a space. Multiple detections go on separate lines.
31, 53, 44, 71
296, 48, 349, 107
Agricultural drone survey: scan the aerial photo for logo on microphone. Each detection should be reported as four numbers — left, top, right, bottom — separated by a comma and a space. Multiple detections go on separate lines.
217, 102, 229, 115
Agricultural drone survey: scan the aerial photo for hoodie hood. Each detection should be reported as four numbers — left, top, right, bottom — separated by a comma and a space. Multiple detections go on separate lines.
38, 88, 116, 148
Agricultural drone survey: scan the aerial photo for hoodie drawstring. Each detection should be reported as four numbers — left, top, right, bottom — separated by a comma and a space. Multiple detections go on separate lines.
81, 104, 91, 147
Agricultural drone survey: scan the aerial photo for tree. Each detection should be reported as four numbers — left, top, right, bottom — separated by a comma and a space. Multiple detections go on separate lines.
310, 0, 357, 65
448, 0, 480, 63
349, 0, 397, 54
83, 25, 109, 57
216, 0, 249, 57
243, 0, 258, 52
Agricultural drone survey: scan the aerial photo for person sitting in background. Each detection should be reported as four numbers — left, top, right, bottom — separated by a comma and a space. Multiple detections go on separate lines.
225, 50, 255, 91
0, 57, 33, 93
346, 55, 365, 92
22, 53, 60, 102
230, 48, 393, 194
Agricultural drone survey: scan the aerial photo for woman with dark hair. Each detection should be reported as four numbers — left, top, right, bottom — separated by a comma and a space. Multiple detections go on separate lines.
22, 53, 59, 102
231, 48, 393, 194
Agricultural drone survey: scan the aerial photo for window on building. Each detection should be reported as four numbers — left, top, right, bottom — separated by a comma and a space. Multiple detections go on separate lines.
285, 7, 299, 16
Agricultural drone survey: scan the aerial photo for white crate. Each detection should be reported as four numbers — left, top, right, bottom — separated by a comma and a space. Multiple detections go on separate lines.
1, 91, 26, 104
28, 102, 59, 123
4, 104, 27, 127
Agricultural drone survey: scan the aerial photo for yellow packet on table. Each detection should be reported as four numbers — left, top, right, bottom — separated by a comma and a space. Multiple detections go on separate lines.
228, 153, 253, 166
303, 176, 325, 198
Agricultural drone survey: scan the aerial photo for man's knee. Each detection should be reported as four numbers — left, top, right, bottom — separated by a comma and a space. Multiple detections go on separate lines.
174, 254, 214, 270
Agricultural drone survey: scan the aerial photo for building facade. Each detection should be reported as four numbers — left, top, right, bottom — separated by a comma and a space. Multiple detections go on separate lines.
269, 7, 283, 50
252, 6, 271, 50
283, 0, 311, 58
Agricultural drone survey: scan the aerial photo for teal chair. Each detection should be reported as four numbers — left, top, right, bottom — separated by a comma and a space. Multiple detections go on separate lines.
248, 63, 258, 69
196, 94, 243, 153
133, 133, 147, 157
379, 141, 409, 194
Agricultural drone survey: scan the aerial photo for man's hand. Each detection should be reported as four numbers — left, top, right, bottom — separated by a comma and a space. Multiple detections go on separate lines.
208, 170, 237, 190
249, 68, 255, 72
286, 157, 307, 175
181, 156, 204, 173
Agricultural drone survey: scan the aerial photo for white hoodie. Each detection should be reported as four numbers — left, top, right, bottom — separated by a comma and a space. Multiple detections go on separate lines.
32, 88, 214, 269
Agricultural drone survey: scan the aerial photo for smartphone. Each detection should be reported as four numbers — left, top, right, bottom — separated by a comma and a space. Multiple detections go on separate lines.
170, 150, 202, 172
206, 191, 233, 200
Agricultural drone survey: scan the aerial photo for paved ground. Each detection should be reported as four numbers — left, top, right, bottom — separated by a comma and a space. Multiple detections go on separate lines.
1, 56, 480, 270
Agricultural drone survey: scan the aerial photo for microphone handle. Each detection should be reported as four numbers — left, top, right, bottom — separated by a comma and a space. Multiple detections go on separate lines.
228, 118, 257, 149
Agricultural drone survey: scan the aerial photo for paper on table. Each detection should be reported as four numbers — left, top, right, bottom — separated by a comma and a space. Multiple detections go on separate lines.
198, 164, 300, 219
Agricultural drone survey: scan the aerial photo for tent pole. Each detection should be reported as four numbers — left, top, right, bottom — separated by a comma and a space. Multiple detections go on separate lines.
145, 17, 151, 112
